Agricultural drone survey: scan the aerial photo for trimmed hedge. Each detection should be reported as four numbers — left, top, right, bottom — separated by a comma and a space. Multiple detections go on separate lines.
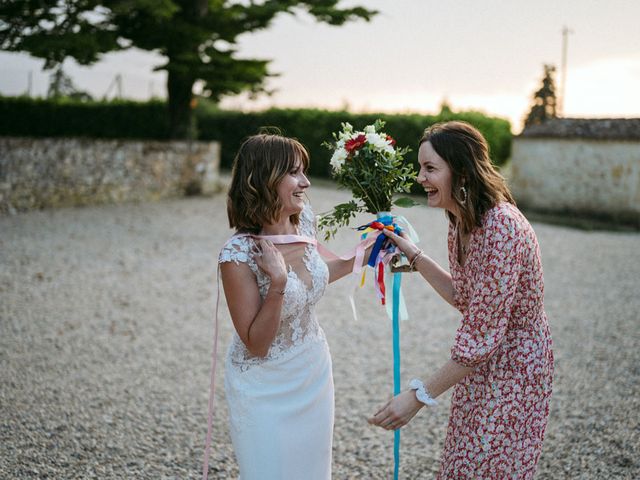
0, 96, 512, 181
196, 108, 512, 179
0, 96, 170, 139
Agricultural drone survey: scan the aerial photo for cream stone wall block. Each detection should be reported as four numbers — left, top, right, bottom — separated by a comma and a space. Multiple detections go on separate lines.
511, 138, 640, 217
0, 137, 221, 214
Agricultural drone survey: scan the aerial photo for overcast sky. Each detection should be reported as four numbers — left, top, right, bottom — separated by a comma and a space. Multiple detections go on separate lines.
1, 0, 639, 131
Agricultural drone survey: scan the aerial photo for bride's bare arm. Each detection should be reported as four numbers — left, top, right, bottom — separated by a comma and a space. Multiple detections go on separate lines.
325, 258, 353, 284
221, 240, 287, 357
325, 242, 374, 284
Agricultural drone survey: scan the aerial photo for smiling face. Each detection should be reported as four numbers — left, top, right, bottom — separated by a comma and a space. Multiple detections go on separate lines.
227, 134, 312, 233
417, 141, 457, 214
276, 156, 310, 217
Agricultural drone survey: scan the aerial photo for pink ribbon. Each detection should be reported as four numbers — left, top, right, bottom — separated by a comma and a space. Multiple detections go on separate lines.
202, 266, 222, 480
251, 233, 372, 274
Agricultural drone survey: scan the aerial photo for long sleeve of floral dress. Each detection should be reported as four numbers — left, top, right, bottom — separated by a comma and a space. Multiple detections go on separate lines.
450, 206, 524, 367
440, 203, 554, 480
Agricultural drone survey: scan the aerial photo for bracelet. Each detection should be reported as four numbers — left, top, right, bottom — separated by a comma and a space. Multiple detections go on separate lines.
408, 378, 437, 406
267, 286, 286, 296
408, 249, 423, 271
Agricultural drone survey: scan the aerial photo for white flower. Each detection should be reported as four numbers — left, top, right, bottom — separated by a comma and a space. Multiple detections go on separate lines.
366, 132, 394, 153
366, 132, 395, 154
340, 122, 354, 136
330, 147, 348, 171
338, 128, 356, 141
364, 124, 376, 134
365, 132, 381, 145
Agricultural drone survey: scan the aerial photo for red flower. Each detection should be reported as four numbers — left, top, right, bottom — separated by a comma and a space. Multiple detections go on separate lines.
345, 134, 367, 153
386, 134, 396, 146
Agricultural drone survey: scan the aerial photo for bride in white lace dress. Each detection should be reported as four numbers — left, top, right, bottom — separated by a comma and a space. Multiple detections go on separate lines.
218, 134, 362, 480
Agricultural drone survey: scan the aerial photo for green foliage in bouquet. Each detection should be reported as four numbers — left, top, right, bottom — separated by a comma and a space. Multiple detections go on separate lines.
318, 119, 418, 240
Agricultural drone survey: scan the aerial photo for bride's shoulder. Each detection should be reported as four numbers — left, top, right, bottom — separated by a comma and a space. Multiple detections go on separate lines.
299, 203, 316, 236
219, 233, 255, 265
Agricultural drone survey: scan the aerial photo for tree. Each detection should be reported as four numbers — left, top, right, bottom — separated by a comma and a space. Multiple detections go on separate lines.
524, 64, 557, 128
438, 98, 453, 116
0, 1, 376, 138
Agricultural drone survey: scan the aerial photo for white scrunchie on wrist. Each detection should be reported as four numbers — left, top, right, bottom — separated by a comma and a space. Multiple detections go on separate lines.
409, 378, 438, 406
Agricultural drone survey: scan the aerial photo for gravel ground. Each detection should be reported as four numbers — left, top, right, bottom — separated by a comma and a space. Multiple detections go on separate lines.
1, 183, 639, 479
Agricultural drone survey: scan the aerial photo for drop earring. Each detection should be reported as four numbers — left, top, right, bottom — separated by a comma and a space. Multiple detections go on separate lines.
460, 186, 468, 205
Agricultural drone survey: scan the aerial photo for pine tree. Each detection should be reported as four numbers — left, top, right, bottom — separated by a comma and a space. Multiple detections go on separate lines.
524, 64, 558, 128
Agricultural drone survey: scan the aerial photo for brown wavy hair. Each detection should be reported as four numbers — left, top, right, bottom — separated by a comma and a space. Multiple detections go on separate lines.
420, 121, 515, 234
227, 134, 310, 233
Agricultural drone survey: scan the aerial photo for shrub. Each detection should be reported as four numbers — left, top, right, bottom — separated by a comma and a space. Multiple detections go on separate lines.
0, 96, 169, 139
196, 108, 512, 181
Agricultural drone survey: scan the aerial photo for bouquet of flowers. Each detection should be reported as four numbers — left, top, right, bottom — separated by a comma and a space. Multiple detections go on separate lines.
319, 120, 418, 480
319, 119, 417, 240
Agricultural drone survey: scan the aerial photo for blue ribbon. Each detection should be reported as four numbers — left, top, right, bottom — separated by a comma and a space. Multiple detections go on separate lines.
368, 233, 387, 268
356, 215, 403, 268
357, 214, 407, 479
392, 272, 402, 480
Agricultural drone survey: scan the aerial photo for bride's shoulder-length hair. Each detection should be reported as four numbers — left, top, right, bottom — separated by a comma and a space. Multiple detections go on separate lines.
227, 133, 310, 234
420, 121, 515, 234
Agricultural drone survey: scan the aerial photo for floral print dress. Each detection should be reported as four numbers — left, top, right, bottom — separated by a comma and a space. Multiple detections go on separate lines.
439, 203, 554, 479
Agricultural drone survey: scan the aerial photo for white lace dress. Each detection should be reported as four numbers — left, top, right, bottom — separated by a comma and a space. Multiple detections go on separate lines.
219, 205, 333, 480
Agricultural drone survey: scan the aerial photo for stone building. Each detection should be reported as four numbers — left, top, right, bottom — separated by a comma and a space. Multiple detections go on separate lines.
510, 118, 640, 227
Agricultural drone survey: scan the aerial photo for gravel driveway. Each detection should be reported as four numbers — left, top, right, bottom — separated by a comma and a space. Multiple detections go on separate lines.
1, 183, 638, 479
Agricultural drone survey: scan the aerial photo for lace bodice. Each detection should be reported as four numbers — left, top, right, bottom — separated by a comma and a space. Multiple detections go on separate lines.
219, 204, 329, 370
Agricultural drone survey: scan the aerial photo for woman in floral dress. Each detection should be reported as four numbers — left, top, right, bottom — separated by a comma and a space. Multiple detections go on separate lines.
368, 121, 554, 479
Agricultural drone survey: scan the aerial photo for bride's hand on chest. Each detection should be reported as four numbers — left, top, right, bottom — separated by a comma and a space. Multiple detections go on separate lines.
254, 239, 288, 287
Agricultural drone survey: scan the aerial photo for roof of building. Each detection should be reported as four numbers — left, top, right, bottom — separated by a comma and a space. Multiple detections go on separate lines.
520, 118, 640, 140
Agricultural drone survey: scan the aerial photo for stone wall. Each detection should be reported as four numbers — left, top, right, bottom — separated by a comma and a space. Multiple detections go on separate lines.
0, 137, 220, 214
510, 137, 640, 224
